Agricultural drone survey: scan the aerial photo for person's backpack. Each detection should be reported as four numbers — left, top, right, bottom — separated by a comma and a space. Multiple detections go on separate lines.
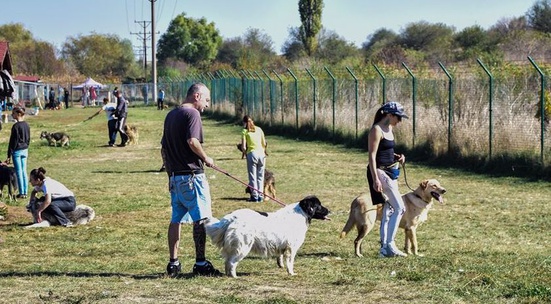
0, 70, 15, 98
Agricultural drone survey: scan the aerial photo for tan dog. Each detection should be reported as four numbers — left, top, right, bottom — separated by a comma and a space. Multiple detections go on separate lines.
341, 179, 446, 257
124, 125, 139, 145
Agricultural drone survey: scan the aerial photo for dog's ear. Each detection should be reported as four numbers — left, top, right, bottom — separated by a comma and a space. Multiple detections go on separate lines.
420, 180, 429, 190
299, 195, 321, 217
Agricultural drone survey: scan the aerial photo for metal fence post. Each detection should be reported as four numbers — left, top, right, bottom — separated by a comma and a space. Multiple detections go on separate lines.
402, 63, 417, 147
254, 71, 265, 116
262, 70, 274, 125
346, 67, 359, 140
306, 68, 317, 130
287, 68, 299, 130
477, 59, 494, 160
528, 56, 547, 166
324, 66, 336, 139
372, 63, 386, 104
273, 70, 284, 125
438, 62, 454, 154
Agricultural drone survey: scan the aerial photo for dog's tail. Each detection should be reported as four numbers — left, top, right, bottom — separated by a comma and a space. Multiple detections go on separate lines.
205, 217, 232, 248
340, 211, 356, 238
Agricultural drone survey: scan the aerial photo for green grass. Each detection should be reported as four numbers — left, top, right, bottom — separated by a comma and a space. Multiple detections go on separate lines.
0, 107, 550, 304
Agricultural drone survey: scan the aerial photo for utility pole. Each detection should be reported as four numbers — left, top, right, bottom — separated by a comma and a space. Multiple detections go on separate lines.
150, 0, 158, 105
131, 21, 151, 79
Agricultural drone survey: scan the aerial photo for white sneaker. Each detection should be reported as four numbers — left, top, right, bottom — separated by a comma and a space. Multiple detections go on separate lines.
387, 243, 407, 257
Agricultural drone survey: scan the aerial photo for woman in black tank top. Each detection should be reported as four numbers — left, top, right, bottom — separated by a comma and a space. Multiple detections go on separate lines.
367, 101, 409, 258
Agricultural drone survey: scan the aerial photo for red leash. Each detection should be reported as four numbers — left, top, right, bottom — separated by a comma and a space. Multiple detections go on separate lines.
210, 165, 286, 207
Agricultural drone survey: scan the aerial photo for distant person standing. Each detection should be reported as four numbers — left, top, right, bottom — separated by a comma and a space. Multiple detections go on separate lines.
142, 85, 149, 105
240, 115, 267, 202
114, 90, 129, 147
48, 87, 56, 110
89, 86, 97, 106
63, 88, 70, 109
157, 89, 165, 110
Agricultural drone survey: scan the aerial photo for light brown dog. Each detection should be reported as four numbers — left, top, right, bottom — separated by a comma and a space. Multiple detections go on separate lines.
340, 179, 446, 257
124, 125, 139, 145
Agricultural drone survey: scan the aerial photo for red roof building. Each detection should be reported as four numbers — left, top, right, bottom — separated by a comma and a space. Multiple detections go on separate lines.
0, 41, 13, 74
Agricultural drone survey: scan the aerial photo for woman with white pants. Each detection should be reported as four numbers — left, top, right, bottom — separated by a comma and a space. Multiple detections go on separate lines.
241, 115, 267, 202
367, 101, 409, 257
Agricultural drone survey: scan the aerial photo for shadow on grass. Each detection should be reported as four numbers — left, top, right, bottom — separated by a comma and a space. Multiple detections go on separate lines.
0, 271, 218, 280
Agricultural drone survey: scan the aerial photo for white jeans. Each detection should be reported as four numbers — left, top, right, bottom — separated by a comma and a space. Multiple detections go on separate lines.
377, 168, 406, 246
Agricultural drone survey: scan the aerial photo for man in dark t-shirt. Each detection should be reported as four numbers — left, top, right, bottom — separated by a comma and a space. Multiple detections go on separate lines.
161, 82, 222, 278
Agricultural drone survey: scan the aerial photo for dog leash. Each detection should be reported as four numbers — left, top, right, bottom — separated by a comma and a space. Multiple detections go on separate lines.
401, 162, 416, 192
210, 165, 286, 207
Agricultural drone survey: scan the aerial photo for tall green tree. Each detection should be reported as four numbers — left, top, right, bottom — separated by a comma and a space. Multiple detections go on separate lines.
61, 33, 138, 78
298, 0, 323, 56
215, 28, 277, 70
527, 0, 551, 33
157, 13, 222, 67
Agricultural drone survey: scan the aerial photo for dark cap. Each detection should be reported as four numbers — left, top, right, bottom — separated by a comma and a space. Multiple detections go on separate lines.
380, 101, 408, 119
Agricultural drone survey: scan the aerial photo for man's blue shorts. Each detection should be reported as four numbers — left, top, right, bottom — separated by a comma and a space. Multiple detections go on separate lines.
169, 173, 212, 224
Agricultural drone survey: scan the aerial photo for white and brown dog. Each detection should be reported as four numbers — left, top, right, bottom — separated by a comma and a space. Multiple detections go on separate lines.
205, 195, 330, 278
341, 179, 446, 257
25, 199, 95, 228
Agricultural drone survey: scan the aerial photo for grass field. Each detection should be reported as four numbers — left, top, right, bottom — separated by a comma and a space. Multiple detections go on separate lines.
0, 107, 550, 304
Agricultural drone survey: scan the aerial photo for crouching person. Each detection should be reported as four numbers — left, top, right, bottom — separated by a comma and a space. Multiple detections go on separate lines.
29, 167, 76, 227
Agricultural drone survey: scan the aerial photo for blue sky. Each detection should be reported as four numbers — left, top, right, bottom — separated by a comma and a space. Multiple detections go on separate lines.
5, 0, 535, 54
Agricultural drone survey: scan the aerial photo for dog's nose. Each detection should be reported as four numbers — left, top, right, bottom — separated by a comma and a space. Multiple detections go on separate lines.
442, 189, 447, 194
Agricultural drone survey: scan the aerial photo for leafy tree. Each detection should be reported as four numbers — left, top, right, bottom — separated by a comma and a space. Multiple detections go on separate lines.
316, 29, 359, 65
399, 21, 454, 63
0, 23, 61, 76
281, 26, 306, 62
61, 33, 138, 78
216, 37, 243, 68
157, 13, 222, 67
298, 0, 323, 56
526, 0, 551, 33
362, 28, 399, 61
215, 28, 277, 70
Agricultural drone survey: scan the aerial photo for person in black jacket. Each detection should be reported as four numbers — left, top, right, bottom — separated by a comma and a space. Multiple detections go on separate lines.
4, 106, 30, 198
114, 90, 129, 147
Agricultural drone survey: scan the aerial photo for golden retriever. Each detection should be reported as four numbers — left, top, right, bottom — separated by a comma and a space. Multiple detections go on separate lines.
340, 179, 446, 257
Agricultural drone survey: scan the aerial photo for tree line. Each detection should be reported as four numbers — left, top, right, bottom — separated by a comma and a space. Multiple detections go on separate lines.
1, 0, 551, 83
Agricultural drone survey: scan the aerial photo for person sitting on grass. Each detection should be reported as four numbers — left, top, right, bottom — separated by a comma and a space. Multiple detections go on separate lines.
28, 167, 76, 227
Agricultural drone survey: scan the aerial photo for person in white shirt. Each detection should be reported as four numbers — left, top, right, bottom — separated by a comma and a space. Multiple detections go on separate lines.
28, 167, 76, 227
87, 98, 118, 146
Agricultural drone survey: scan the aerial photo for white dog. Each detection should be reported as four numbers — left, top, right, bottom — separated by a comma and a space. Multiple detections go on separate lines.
205, 195, 330, 278
25, 199, 95, 229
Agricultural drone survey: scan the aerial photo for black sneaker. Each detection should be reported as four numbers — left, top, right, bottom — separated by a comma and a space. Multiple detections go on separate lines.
192, 260, 223, 276
166, 262, 181, 278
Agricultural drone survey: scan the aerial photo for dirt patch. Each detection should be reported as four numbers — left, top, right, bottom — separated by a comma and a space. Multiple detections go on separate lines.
0, 203, 31, 226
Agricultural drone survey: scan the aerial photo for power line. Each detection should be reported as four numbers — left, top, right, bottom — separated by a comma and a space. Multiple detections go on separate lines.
131, 21, 152, 78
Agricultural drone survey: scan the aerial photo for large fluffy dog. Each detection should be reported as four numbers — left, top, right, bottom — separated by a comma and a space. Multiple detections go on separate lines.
25, 199, 95, 228
205, 195, 330, 278
0, 166, 17, 200
341, 179, 446, 257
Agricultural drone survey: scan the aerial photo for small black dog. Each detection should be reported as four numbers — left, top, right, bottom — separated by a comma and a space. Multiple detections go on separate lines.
0, 166, 18, 200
